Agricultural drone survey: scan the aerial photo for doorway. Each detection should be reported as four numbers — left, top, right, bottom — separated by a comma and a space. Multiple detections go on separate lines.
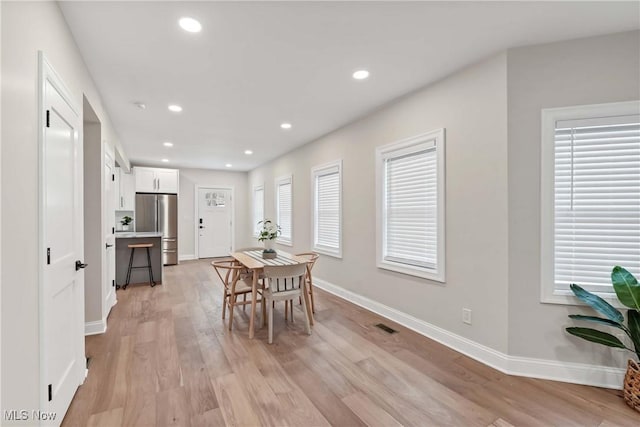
196, 186, 234, 258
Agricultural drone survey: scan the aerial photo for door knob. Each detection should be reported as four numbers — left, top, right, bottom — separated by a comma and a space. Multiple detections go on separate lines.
106, 243, 114, 249
75, 260, 88, 271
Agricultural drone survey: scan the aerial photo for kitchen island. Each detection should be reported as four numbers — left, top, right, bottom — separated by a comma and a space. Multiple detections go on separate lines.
115, 231, 163, 287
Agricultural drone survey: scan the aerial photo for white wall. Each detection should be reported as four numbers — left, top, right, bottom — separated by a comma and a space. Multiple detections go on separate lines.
1, 1, 128, 416
246, 31, 640, 385
249, 53, 511, 353
507, 31, 640, 366
83, 121, 103, 327
179, 168, 250, 259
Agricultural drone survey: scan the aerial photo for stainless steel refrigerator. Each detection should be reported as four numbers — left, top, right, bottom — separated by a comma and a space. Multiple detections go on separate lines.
136, 194, 178, 265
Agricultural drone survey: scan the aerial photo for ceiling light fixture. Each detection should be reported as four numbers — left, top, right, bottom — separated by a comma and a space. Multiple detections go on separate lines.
244, 150, 253, 155
280, 123, 292, 130
163, 142, 173, 147
168, 104, 182, 112
225, 163, 232, 168
179, 17, 202, 33
134, 102, 146, 110
352, 70, 370, 80
161, 159, 169, 163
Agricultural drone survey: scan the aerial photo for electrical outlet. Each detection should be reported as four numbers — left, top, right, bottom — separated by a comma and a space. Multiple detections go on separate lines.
462, 308, 472, 325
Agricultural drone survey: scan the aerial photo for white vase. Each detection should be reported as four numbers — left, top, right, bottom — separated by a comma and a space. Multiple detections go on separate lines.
122, 224, 130, 231
264, 239, 274, 251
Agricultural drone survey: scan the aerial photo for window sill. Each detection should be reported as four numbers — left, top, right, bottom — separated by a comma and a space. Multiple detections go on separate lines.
276, 238, 292, 247
313, 246, 342, 259
377, 260, 445, 283
541, 288, 626, 309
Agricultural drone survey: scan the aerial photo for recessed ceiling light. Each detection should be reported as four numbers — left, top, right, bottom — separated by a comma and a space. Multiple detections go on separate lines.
163, 142, 173, 147
244, 150, 253, 155
280, 123, 292, 130
134, 102, 146, 110
352, 70, 370, 80
179, 17, 202, 33
168, 104, 182, 112
161, 159, 169, 163
225, 163, 232, 168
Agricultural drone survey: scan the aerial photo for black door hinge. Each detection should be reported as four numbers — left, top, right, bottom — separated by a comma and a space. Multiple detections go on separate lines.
112, 227, 115, 234
48, 384, 52, 401
112, 174, 115, 181
112, 279, 115, 287
46, 110, 50, 128
47, 248, 51, 265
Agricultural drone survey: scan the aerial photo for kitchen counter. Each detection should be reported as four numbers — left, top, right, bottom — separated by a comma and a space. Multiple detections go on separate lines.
115, 233, 163, 287
115, 231, 163, 238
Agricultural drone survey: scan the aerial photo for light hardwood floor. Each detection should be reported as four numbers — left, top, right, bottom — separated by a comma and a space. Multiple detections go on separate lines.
63, 259, 639, 426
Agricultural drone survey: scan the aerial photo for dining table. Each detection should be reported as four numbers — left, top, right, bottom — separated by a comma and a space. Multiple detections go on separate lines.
230, 249, 314, 339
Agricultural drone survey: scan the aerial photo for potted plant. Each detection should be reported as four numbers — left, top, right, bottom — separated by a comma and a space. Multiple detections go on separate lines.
257, 219, 280, 259
120, 215, 133, 231
566, 266, 640, 412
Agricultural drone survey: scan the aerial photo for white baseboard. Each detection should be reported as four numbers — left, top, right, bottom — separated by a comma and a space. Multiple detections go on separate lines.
84, 319, 106, 336
179, 254, 196, 261
313, 277, 625, 390
107, 290, 117, 313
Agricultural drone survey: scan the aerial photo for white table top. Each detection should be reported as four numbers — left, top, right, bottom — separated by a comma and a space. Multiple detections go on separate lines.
230, 250, 307, 269
115, 231, 163, 239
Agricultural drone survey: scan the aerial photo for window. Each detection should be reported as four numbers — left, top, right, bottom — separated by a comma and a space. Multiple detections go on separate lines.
276, 175, 293, 245
541, 101, 640, 304
252, 185, 264, 237
312, 160, 342, 258
376, 129, 446, 281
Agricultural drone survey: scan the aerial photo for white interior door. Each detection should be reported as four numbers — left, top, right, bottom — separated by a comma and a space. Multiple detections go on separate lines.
41, 55, 84, 425
198, 188, 232, 258
104, 151, 116, 311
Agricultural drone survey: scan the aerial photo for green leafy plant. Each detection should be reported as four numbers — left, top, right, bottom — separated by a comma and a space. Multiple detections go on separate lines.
120, 215, 133, 226
257, 219, 280, 242
566, 266, 640, 359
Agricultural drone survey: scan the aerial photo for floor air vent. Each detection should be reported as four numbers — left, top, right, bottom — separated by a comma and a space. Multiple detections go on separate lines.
375, 323, 397, 334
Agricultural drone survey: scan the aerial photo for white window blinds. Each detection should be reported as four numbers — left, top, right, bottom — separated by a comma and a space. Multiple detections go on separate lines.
276, 177, 292, 244
253, 186, 264, 236
554, 114, 640, 292
384, 147, 438, 269
313, 162, 342, 256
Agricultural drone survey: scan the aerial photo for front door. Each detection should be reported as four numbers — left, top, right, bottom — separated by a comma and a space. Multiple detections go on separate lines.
198, 188, 232, 258
41, 54, 85, 425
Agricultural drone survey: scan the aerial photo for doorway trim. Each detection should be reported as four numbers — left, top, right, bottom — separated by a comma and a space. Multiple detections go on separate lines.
194, 185, 235, 259
38, 51, 85, 415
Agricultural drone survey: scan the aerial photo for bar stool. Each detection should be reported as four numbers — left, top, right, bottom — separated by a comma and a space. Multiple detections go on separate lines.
123, 243, 156, 290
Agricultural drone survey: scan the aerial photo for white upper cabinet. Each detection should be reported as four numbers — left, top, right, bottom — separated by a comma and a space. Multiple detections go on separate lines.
115, 167, 136, 210
134, 167, 179, 194
156, 169, 179, 193
134, 167, 156, 193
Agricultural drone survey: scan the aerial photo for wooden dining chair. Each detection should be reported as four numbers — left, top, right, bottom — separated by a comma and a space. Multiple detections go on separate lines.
295, 252, 319, 314
211, 260, 265, 331
262, 263, 311, 344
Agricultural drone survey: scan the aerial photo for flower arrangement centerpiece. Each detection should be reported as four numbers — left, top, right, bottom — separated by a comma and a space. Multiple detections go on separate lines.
257, 219, 281, 259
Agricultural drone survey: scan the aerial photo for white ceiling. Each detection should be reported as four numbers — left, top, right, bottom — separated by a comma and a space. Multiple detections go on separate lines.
60, 1, 639, 171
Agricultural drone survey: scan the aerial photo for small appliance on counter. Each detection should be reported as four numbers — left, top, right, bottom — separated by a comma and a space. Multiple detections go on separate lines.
135, 193, 178, 265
